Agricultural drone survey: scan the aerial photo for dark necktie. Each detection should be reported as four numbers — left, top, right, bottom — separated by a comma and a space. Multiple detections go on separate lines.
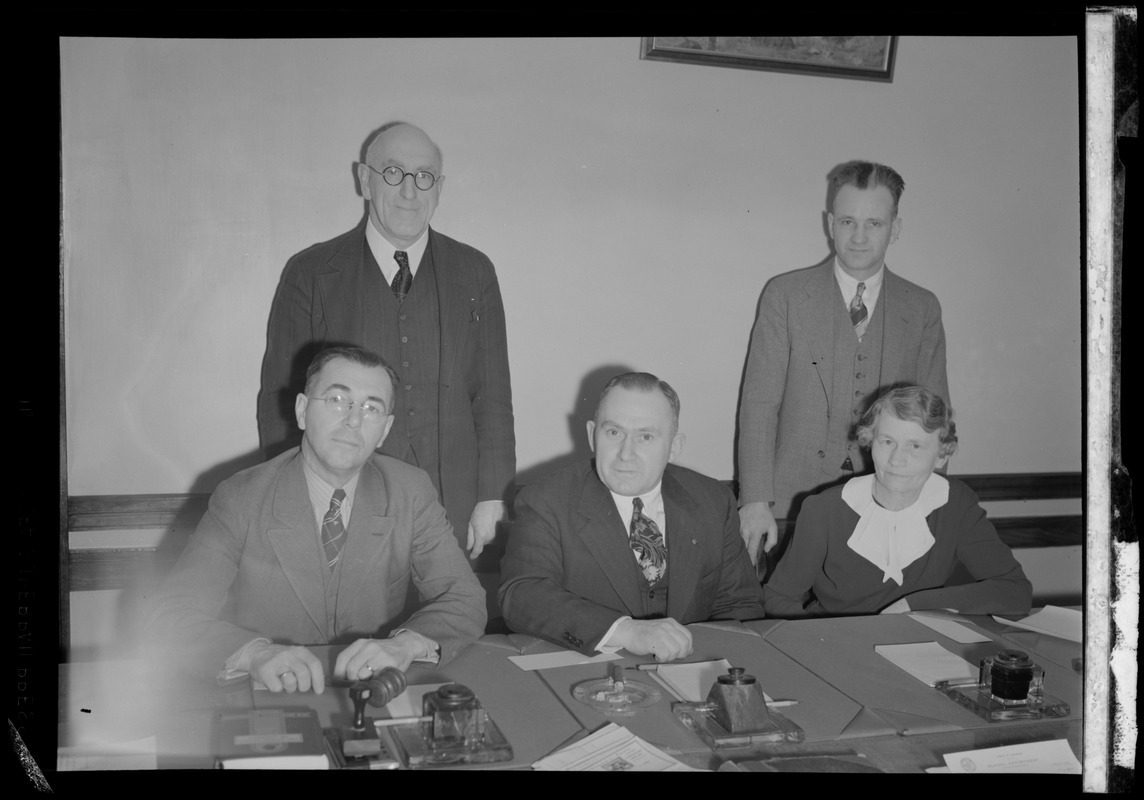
391, 251, 412, 304
849, 281, 869, 339
321, 489, 347, 571
629, 497, 666, 586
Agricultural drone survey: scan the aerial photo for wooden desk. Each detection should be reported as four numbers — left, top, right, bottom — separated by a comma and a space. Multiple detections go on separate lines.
56, 610, 1082, 773
529, 613, 1082, 773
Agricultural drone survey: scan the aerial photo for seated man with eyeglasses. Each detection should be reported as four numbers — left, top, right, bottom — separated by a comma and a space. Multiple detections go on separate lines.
148, 346, 485, 693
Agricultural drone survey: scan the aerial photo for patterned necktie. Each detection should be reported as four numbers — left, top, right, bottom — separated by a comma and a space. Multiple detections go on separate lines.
849, 281, 869, 339
629, 497, 667, 586
391, 250, 412, 304
321, 489, 347, 571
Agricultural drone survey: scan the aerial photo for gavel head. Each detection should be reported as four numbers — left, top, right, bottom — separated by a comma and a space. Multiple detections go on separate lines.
352, 666, 408, 709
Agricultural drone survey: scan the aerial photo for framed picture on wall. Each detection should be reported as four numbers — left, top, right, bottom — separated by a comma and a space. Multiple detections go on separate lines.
640, 36, 897, 82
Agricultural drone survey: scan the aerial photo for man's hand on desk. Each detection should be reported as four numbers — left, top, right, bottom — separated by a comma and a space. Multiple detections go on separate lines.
610, 618, 694, 662
245, 642, 327, 694
334, 631, 433, 680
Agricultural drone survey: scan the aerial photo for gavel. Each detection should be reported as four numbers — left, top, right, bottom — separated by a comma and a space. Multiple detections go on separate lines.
349, 667, 408, 731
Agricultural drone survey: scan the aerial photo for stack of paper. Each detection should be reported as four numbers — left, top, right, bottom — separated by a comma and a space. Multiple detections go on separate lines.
216, 708, 329, 769
532, 723, 703, 771
873, 642, 977, 686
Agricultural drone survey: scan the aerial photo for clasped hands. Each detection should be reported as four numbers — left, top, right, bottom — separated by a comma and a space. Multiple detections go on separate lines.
245, 631, 428, 694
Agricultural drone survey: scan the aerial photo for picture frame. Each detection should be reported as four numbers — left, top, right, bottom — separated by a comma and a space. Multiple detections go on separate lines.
640, 36, 897, 83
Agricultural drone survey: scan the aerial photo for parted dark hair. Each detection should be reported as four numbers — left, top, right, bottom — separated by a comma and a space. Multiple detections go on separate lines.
595, 372, 681, 432
304, 346, 400, 397
856, 385, 958, 458
828, 161, 905, 215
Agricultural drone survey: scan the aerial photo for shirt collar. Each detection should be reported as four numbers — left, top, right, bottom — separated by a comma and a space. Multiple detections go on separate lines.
833, 258, 885, 297
607, 480, 666, 530
300, 449, 362, 530
842, 473, 948, 585
365, 218, 429, 280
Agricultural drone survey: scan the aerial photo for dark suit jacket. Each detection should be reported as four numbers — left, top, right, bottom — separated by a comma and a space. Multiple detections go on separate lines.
257, 221, 515, 533
738, 260, 949, 519
148, 449, 486, 673
498, 463, 765, 655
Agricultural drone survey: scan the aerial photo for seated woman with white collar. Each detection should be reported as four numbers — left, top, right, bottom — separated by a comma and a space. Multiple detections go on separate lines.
763, 385, 1032, 619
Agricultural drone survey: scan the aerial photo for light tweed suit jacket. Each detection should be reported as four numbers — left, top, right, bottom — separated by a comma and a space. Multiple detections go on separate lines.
148, 449, 486, 673
738, 259, 949, 520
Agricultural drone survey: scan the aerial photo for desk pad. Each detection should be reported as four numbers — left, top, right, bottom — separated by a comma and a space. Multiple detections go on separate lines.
756, 615, 1081, 735
254, 642, 583, 769
534, 620, 887, 753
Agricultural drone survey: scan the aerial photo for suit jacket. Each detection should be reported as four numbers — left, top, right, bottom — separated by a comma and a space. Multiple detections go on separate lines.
738, 259, 949, 519
148, 449, 486, 673
257, 220, 516, 534
498, 463, 765, 655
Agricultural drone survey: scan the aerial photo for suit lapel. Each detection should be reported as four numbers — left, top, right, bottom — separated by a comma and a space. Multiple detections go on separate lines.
266, 456, 329, 637
336, 459, 396, 618
430, 228, 463, 389
576, 474, 644, 615
799, 261, 839, 400
661, 468, 702, 620
879, 267, 911, 368
317, 219, 376, 342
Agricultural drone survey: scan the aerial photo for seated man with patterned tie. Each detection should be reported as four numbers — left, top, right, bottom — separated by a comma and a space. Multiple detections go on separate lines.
499, 372, 765, 662
147, 346, 485, 693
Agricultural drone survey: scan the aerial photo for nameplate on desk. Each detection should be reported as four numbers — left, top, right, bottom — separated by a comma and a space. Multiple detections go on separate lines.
941, 739, 1081, 774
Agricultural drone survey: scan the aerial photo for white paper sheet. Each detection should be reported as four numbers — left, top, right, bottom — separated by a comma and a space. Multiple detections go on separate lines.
993, 605, 1082, 643
532, 723, 704, 771
908, 613, 991, 643
647, 659, 733, 701
874, 642, 977, 686
508, 651, 622, 671
382, 683, 446, 718
942, 739, 1081, 773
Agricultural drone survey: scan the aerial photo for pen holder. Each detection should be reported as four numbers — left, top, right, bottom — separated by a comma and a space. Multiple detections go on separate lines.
386, 683, 514, 768
672, 666, 804, 748
980, 650, 1044, 707
423, 684, 485, 746
935, 649, 1069, 723
707, 667, 772, 734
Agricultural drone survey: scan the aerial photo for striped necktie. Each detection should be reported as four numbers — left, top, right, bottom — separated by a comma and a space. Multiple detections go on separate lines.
629, 497, 667, 586
849, 281, 869, 339
391, 250, 412, 304
321, 489, 347, 571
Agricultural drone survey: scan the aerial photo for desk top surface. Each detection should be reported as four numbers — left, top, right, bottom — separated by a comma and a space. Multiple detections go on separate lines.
58, 610, 1083, 773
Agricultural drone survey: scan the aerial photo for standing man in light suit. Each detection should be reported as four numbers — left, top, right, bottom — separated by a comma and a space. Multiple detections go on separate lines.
737, 161, 949, 570
258, 122, 515, 562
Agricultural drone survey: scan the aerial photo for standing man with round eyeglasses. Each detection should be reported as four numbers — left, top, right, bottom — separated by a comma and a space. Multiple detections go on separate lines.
258, 122, 515, 570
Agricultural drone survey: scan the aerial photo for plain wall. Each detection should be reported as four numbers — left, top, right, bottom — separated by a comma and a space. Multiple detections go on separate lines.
61, 36, 1082, 496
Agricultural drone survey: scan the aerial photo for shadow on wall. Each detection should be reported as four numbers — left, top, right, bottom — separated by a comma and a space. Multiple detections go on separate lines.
513, 363, 637, 489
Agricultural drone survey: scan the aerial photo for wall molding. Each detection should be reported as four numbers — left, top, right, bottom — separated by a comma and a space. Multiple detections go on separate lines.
66, 472, 1083, 592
